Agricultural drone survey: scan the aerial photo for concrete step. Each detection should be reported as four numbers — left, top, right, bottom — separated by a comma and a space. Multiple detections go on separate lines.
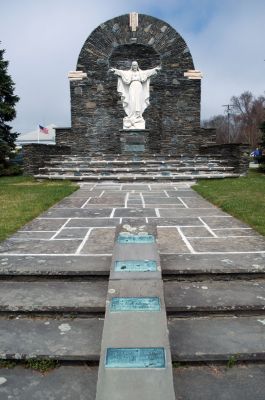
0, 255, 111, 276
1, 254, 264, 276
1, 364, 265, 400
0, 281, 108, 313
160, 253, 265, 275
172, 364, 265, 400
34, 173, 240, 181
37, 171, 235, 177
1, 316, 265, 361
164, 279, 265, 313
48, 153, 224, 160
0, 279, 265, 314
45, 159, 229, 167
0, 365, 98, 400
0, 317, 103, 360
36, 155, 237, 181
169, 316, 265, 362
46, 156, 228, 161
39, 166, 235, 173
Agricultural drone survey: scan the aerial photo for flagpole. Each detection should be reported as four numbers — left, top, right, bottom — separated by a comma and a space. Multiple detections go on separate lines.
37, 125, 40, 143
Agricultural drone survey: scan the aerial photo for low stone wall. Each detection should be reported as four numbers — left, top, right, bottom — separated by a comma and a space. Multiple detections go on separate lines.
200, 143, 250, 174
157, 127, 216, 155
56, 128, 121, 155
23, 144, 71, 175
55, 128, 72, 147
54, 126, 216, 156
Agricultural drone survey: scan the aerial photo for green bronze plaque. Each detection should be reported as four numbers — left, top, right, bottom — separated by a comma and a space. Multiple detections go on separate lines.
105, 347, 165, 368
110, 297, 161, 312
114, 260, 157, 272
117, 234, 155, 244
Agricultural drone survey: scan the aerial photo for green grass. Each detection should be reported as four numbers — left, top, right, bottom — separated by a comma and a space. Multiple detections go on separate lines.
0, 358, 59, 371
193, 171, 265, 236
0, 360, 16, 369
0, 176, 78, 241
227, 355, 237, 368
172, 362, 182, 368
25, 358, 59, 372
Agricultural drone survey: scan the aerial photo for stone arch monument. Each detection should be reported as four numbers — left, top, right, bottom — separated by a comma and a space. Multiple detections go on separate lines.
56, 12, 211, 155
24, 12, 249, 177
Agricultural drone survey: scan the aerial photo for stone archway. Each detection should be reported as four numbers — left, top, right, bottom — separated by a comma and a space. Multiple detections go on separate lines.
109, 43, 160, 70
68, 13, 201, 154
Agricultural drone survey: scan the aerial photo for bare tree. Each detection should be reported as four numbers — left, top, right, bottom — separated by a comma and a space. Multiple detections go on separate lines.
231, 91, 265, 147
203, 91, 265, 147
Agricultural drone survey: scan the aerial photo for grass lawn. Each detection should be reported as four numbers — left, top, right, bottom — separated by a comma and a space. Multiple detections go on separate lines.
0, 176, 78, 241
193, 171, 265, 236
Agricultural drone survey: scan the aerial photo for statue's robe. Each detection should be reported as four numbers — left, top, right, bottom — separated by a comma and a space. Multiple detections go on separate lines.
114, 68, 158, 117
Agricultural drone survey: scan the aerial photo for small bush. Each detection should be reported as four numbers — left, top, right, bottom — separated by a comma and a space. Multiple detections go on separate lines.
9, 149, 23, 165
258, 163, 265, 173
0, 164, 22, 176
25, 358, 59, 372
0, 140, 10, 164
0, 359, 16, 369
227, 355, 237, 368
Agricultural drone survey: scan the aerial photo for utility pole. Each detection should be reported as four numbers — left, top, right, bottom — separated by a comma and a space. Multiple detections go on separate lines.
222, 104, 234, 143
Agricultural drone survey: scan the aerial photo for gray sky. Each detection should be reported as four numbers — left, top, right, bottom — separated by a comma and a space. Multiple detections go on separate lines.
1, 0, 264, 133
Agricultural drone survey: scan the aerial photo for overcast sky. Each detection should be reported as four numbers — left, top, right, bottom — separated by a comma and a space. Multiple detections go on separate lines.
1, 0, 264, 133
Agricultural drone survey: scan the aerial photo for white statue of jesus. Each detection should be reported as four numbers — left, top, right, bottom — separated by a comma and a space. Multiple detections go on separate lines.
110, 61, 161, 130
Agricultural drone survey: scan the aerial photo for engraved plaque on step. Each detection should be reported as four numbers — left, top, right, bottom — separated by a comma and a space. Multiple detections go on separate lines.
114, 260, 157, 272
117, 234, 155, 244
105, 347, 165, 368
110, 297, 161, 312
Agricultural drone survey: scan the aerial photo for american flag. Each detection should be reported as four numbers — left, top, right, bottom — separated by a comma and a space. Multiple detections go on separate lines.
39, 125, 49, 134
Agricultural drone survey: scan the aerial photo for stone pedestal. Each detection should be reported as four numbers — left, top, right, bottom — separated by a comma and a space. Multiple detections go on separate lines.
120, 129, 149, 153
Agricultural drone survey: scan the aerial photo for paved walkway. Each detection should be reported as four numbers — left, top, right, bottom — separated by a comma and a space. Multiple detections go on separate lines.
1, 182, 264, 256
0, 182, 265, 399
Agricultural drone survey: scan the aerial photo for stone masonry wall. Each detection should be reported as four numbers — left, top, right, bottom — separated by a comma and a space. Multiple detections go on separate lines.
63, 13, 203, 155
200, 143, 250, 174
23, 144, 71, 175
55, 128, 72, 148
26, 13, 249, 174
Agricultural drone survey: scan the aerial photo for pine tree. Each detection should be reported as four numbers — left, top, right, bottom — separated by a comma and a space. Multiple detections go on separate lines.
0, 45, 19, 165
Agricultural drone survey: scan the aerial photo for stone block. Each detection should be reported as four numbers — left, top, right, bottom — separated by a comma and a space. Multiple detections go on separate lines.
81, 228, 116, 254
85, 101, 96, 109
0, 318, 103, 360
157, 227, 189, 253
169, 316, 265, 361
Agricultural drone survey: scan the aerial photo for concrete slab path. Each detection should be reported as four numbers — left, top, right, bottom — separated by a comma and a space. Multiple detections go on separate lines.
0, 181, 264, 399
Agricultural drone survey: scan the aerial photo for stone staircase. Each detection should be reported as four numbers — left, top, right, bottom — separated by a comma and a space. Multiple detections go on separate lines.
0, 182, 265, 399
34, 154, 240, 181
1, 254, 265, 398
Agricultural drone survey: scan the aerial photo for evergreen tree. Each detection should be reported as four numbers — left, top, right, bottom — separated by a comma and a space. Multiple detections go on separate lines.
0, 45, 19, 165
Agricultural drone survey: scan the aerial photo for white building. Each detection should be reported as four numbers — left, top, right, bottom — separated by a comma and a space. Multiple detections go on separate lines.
16, 124, 56, 146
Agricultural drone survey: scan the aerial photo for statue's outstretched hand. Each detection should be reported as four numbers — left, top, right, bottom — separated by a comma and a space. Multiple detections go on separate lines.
155, 65, 162, 71
109, 67, 115, 72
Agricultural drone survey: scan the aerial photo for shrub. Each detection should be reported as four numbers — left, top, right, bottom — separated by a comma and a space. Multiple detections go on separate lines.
0, 163, 22, 176
258, 163, 265, 173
